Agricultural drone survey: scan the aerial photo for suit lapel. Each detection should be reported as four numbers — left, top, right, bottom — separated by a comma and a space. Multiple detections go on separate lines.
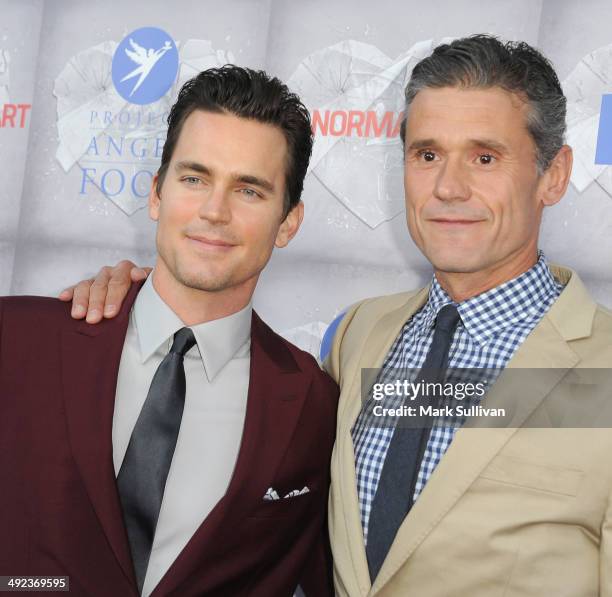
152, 311, 311, 596
370, 310, 581, 595
334, 289, 429, 596
61, 282, 144, 592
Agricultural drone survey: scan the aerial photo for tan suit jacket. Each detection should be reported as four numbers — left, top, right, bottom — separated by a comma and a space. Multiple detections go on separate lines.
325, 265, 612, 596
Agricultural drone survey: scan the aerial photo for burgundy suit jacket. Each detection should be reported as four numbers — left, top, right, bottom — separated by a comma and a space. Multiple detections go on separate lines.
0, 283, 338, 596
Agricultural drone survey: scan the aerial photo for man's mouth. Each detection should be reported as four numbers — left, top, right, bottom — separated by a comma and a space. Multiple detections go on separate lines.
428, 218, 484, 226
186, 234, 237, 250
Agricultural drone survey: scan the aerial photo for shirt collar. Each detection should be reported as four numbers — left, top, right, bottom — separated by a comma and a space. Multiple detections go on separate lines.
133, 274, 252, 381
419, 252, 560, 346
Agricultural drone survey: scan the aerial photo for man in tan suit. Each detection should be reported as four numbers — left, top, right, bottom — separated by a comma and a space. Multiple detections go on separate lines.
323, 35, 612, 596
62, 35, 612, 596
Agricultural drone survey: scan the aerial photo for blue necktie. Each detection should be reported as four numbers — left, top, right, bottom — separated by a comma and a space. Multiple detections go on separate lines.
117, 327, 196, 593
366, 304, 461, 582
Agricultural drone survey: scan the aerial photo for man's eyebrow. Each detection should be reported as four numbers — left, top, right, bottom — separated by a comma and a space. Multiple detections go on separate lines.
233, 174, 275, 194
406, 138, 439, 152
173, 161, 276, 193
467, 138, 510, 153
174, 161, 211, 175
405, 138, 510, 153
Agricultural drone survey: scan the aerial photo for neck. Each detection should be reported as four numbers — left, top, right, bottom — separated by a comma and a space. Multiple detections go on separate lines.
151, 263, 254, 326
434, 248, 539, 303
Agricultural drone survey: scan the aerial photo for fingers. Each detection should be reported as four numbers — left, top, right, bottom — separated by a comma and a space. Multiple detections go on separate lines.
130, 266, 152, 282
82, 266, 115, 323
64, 261, 147, 322
87, 261, 135, 322
69, 278, 96, 319
58, 285, 75, 302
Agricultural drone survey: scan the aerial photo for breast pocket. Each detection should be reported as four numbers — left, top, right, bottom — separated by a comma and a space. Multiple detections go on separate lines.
248, 488, 320, 519
479, 455, 583, 497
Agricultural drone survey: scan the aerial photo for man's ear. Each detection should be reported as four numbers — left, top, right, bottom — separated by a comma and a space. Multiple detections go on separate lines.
275, 201, 304, 248
149, 174, 161, 221
538, 145, 573, 207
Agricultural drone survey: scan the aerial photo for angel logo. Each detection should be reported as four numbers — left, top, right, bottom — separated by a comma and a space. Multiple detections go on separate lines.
111, 27, 179, 105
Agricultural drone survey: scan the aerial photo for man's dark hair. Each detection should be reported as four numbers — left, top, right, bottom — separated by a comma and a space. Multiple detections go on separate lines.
157, 65, 313, 217
400, 34, 566, 173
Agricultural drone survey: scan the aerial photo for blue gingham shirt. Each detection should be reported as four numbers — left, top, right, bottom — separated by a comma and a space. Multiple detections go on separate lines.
352, 253, 564, 542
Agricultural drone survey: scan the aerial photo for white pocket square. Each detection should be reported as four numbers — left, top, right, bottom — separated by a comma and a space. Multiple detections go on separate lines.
263, 486, 310, 501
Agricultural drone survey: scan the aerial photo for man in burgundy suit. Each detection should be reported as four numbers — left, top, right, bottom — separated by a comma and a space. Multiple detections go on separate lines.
0, 66, 338, 596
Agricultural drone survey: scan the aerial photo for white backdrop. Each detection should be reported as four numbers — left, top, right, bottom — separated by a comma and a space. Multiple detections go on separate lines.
1, 0, 610, 356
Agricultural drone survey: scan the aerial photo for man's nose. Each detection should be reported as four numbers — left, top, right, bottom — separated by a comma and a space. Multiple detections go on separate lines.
433, 157, 471, 202
198, 186, 232, 224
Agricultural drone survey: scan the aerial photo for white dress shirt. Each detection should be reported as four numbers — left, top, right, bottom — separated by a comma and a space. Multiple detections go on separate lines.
112, 275, 252, 596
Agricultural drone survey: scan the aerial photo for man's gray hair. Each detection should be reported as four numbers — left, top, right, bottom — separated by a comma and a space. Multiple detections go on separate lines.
400, 35, 566, 173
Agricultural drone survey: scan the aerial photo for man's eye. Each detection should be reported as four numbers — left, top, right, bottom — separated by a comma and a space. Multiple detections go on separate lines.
183, 176, 200, 184
478, 154, 495, 165
419, 150, 436, 162
240, 188, 261, 198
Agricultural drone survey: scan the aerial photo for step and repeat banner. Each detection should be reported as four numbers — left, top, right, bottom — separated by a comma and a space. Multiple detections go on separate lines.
1, 0, 611, 355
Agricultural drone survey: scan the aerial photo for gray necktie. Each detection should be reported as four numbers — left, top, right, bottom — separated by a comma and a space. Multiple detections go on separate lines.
366, 305, 461, 582
117, 327, 196, 593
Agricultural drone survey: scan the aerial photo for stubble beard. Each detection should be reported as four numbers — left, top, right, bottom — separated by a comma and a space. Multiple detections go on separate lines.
172, 261, 238, 293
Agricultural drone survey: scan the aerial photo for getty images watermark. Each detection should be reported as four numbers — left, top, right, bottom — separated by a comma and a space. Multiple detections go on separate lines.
371, 378, 493, 418
359, 368, 612, 429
